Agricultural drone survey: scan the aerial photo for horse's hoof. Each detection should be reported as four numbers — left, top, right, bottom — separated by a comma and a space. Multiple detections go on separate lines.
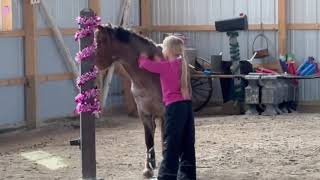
143, 168, 154, 178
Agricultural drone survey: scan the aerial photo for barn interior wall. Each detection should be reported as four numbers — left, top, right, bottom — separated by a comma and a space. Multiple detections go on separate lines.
0, 0, 136, 128
151, 0, 320, 104
1, 0, 320, 128
0, 0, 24, 128
287, 0, 320, 104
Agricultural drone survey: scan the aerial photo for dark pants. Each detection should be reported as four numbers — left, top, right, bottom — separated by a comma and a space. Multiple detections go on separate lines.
158, 100, 196, 180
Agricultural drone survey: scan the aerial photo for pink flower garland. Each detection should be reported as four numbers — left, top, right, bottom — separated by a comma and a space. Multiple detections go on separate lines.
75, 100, 101, 114
75, 44, 97, 63
76, 16, 101, 27
76, 66, 99, 87
74, 14, 102, 115
75, 16, 101, 41
74, 92, 101, 115
74, 28, 94, 41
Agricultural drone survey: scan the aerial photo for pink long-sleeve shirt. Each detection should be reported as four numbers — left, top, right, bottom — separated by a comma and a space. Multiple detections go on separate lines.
138, 56, 189, 106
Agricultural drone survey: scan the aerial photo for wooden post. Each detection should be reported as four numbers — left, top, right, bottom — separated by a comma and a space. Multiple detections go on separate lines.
140, 0, 152, 35
79, 9, 97, 179
2, 0, 13, 31
23, 0, 38, 129
278, 0, 287, 55
88, 0, 101, 16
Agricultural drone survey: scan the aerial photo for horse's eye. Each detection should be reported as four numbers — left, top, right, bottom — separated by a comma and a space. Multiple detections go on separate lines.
96, 42, 102, 46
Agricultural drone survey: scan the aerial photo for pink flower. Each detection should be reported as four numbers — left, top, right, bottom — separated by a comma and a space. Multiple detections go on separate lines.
77, 66, 99, 88
75, 44, 96, 62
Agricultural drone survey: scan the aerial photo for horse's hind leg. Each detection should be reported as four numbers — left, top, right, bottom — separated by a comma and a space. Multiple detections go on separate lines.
140, 113, 156, 178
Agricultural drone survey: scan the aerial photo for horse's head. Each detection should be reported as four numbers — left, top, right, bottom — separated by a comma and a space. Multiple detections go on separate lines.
95, 23, 163, 70
94, 23, 118, 70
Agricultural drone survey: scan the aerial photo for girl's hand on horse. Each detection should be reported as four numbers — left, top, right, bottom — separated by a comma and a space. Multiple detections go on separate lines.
154, 55, 162, 62
140, 52, 148, 58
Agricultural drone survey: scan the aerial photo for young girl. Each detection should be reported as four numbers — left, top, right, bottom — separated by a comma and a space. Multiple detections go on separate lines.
139, 36, 196, 180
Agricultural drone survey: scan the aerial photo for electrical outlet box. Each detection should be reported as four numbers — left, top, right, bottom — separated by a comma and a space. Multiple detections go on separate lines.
30, 0, 40, 4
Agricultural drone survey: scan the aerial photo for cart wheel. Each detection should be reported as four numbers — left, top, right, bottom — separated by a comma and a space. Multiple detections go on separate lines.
191, 77, 213, 112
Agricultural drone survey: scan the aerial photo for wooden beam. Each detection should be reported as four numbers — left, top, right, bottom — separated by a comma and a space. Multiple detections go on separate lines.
150, 24, 278, 32
38, 28, 77, 36
102, 65, 115, 108
2, 0, 13, 31
151, 25, 215, 32
23, 1, 38, 129
0, 78, 26, 87
6, 23, 320, 38
288, 23, 320, 30
0, 30, 25, 37
38, 73, 74, 83
0, 73, 75, 87
88, 0, 101, 16
0, 24, 279, 38
249, 24, 278, 31
140, 0, 152, 33
278, 0, 287, 55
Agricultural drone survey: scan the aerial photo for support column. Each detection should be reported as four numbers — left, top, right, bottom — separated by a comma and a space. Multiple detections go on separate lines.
88, 0, 101, 16
23, 1, 38, 129
140, 0, 152, 35
278, 0, 287, 55
79, 9, 97, 179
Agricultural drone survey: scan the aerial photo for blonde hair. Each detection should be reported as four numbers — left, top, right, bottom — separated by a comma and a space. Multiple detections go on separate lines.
163, 36, 191, 99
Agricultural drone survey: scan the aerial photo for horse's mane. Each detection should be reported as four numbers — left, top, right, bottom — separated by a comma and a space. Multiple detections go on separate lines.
105, 25, 158, 48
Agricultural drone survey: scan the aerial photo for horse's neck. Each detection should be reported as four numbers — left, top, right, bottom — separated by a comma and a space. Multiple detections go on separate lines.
115, 40, 162, 88
120, 60, 152, 86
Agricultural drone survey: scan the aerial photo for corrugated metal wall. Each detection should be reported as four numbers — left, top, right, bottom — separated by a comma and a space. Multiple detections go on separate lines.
0, 0, 140, 128
151, 0, 279, 102
0, 0, 24, 128
101, 0, 140, 26
1, 0, 320, 128
152, 0, 278, 61
287, 0, 320, 103
151, 0, 320, 103
35, 0, 132, 121
36, 0, 89, 121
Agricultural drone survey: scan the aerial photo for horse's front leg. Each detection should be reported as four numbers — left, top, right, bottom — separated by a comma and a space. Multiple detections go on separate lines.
140, 112, 156, 178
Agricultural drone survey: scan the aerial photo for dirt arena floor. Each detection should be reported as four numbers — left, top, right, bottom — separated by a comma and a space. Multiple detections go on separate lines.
1, 113, 320, 180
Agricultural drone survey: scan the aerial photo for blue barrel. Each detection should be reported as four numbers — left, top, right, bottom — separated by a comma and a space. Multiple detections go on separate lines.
304, 64, 317, 76
297, 58, 310, 75
300, 63, 315, 76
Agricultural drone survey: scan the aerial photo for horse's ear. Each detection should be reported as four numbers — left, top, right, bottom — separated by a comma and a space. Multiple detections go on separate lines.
97, 25, 104, 31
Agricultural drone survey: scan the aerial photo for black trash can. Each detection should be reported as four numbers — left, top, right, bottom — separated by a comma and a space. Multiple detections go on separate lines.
220, 61, 233, 103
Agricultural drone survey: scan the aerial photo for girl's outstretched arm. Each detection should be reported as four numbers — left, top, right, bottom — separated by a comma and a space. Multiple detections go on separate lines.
138, 54, 167, 74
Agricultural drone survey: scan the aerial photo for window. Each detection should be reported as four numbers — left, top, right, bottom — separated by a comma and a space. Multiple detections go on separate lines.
0, 0, 12, 31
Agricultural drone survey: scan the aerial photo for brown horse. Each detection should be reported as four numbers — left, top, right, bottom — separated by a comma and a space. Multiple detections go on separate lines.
94, 24, 165, 178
